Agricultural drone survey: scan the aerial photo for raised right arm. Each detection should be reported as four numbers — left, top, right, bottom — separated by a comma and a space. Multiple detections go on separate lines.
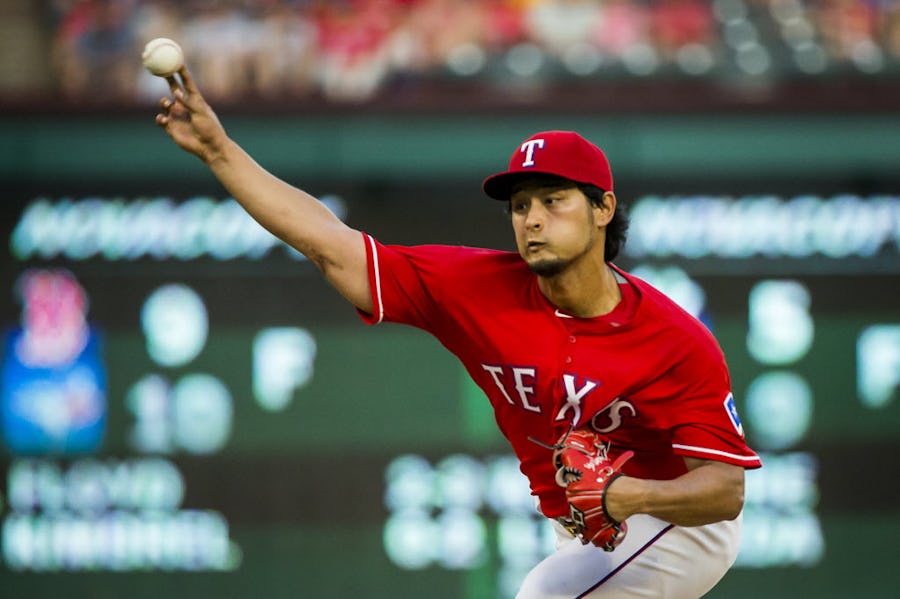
155, 66, 372, 313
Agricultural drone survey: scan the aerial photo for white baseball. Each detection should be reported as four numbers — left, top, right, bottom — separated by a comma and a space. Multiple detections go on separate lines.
142, 38, 184, 77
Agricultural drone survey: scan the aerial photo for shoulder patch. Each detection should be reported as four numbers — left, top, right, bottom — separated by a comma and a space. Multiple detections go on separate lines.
723, 393, 744, 437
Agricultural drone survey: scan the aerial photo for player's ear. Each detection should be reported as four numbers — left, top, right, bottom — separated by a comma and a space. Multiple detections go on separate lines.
592, 192, 616, 228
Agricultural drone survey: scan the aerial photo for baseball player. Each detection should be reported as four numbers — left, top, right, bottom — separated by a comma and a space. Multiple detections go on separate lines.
155, 66, 761, 598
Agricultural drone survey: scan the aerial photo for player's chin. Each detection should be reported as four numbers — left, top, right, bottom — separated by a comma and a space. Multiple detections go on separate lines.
526, 257, 569, 278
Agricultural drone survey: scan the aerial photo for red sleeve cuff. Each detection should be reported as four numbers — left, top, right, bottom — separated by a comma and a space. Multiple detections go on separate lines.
356, 232, 384, 325
672, 442, 762, 469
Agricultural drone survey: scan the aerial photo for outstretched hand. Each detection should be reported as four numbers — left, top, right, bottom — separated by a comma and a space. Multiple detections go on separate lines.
155, 66, 228, 165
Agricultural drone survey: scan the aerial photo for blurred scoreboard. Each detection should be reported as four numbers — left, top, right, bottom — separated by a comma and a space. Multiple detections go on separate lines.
0, 187, 897, 599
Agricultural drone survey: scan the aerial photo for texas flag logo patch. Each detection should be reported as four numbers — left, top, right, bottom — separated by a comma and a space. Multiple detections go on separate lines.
723, 393, 744, 437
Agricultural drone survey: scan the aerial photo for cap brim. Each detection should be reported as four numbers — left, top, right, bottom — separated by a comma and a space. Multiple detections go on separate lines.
482, 171, 570, 201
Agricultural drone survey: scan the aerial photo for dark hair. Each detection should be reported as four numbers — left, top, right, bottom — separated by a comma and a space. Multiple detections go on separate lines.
577, 183, 629, 262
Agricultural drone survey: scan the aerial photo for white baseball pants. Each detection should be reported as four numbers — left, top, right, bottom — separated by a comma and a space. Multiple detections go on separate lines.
516, 513, 742, 599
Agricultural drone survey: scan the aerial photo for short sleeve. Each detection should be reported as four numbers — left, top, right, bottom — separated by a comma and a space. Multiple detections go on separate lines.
356, 233, 441, 329
671, 392, 762, 468
664, 355, 761, 469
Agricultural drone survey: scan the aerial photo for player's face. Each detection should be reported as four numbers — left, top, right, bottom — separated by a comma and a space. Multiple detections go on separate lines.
509, 181, 606, 277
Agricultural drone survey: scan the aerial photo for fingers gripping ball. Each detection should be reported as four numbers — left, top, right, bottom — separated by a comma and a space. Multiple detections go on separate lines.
553, 428, 634, 551
142, 38, 184, 77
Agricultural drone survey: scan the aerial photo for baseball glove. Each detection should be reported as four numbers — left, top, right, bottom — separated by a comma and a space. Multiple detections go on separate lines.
552, 428, 634, 551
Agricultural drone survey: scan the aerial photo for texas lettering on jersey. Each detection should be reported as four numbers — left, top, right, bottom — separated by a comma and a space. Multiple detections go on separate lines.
481, 364, 626, 430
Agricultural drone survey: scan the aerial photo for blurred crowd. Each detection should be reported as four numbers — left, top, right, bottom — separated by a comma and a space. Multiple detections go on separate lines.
48, 0, 900, 104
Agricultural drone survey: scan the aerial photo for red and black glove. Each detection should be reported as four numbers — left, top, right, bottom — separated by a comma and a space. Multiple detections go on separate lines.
553, 428, 634, 551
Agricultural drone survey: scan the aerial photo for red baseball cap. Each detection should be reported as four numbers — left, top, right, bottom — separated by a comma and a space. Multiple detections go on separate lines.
482, 130, 614, 201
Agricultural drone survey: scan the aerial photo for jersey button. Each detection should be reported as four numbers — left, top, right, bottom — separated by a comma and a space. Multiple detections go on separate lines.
569, 335, 576, 343
565, 356, 572, 364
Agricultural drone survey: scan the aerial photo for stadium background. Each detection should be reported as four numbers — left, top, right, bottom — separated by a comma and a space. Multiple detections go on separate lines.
0, 1, 898, 598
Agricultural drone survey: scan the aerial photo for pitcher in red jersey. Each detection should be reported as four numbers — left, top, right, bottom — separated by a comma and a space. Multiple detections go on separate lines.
155, 65, 760, 598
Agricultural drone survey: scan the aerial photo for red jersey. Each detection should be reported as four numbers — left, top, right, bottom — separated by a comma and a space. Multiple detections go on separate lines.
358, 235, 761, 519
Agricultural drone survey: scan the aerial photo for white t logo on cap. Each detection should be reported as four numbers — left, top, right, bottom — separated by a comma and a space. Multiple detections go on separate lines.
520, 139, 545, 167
